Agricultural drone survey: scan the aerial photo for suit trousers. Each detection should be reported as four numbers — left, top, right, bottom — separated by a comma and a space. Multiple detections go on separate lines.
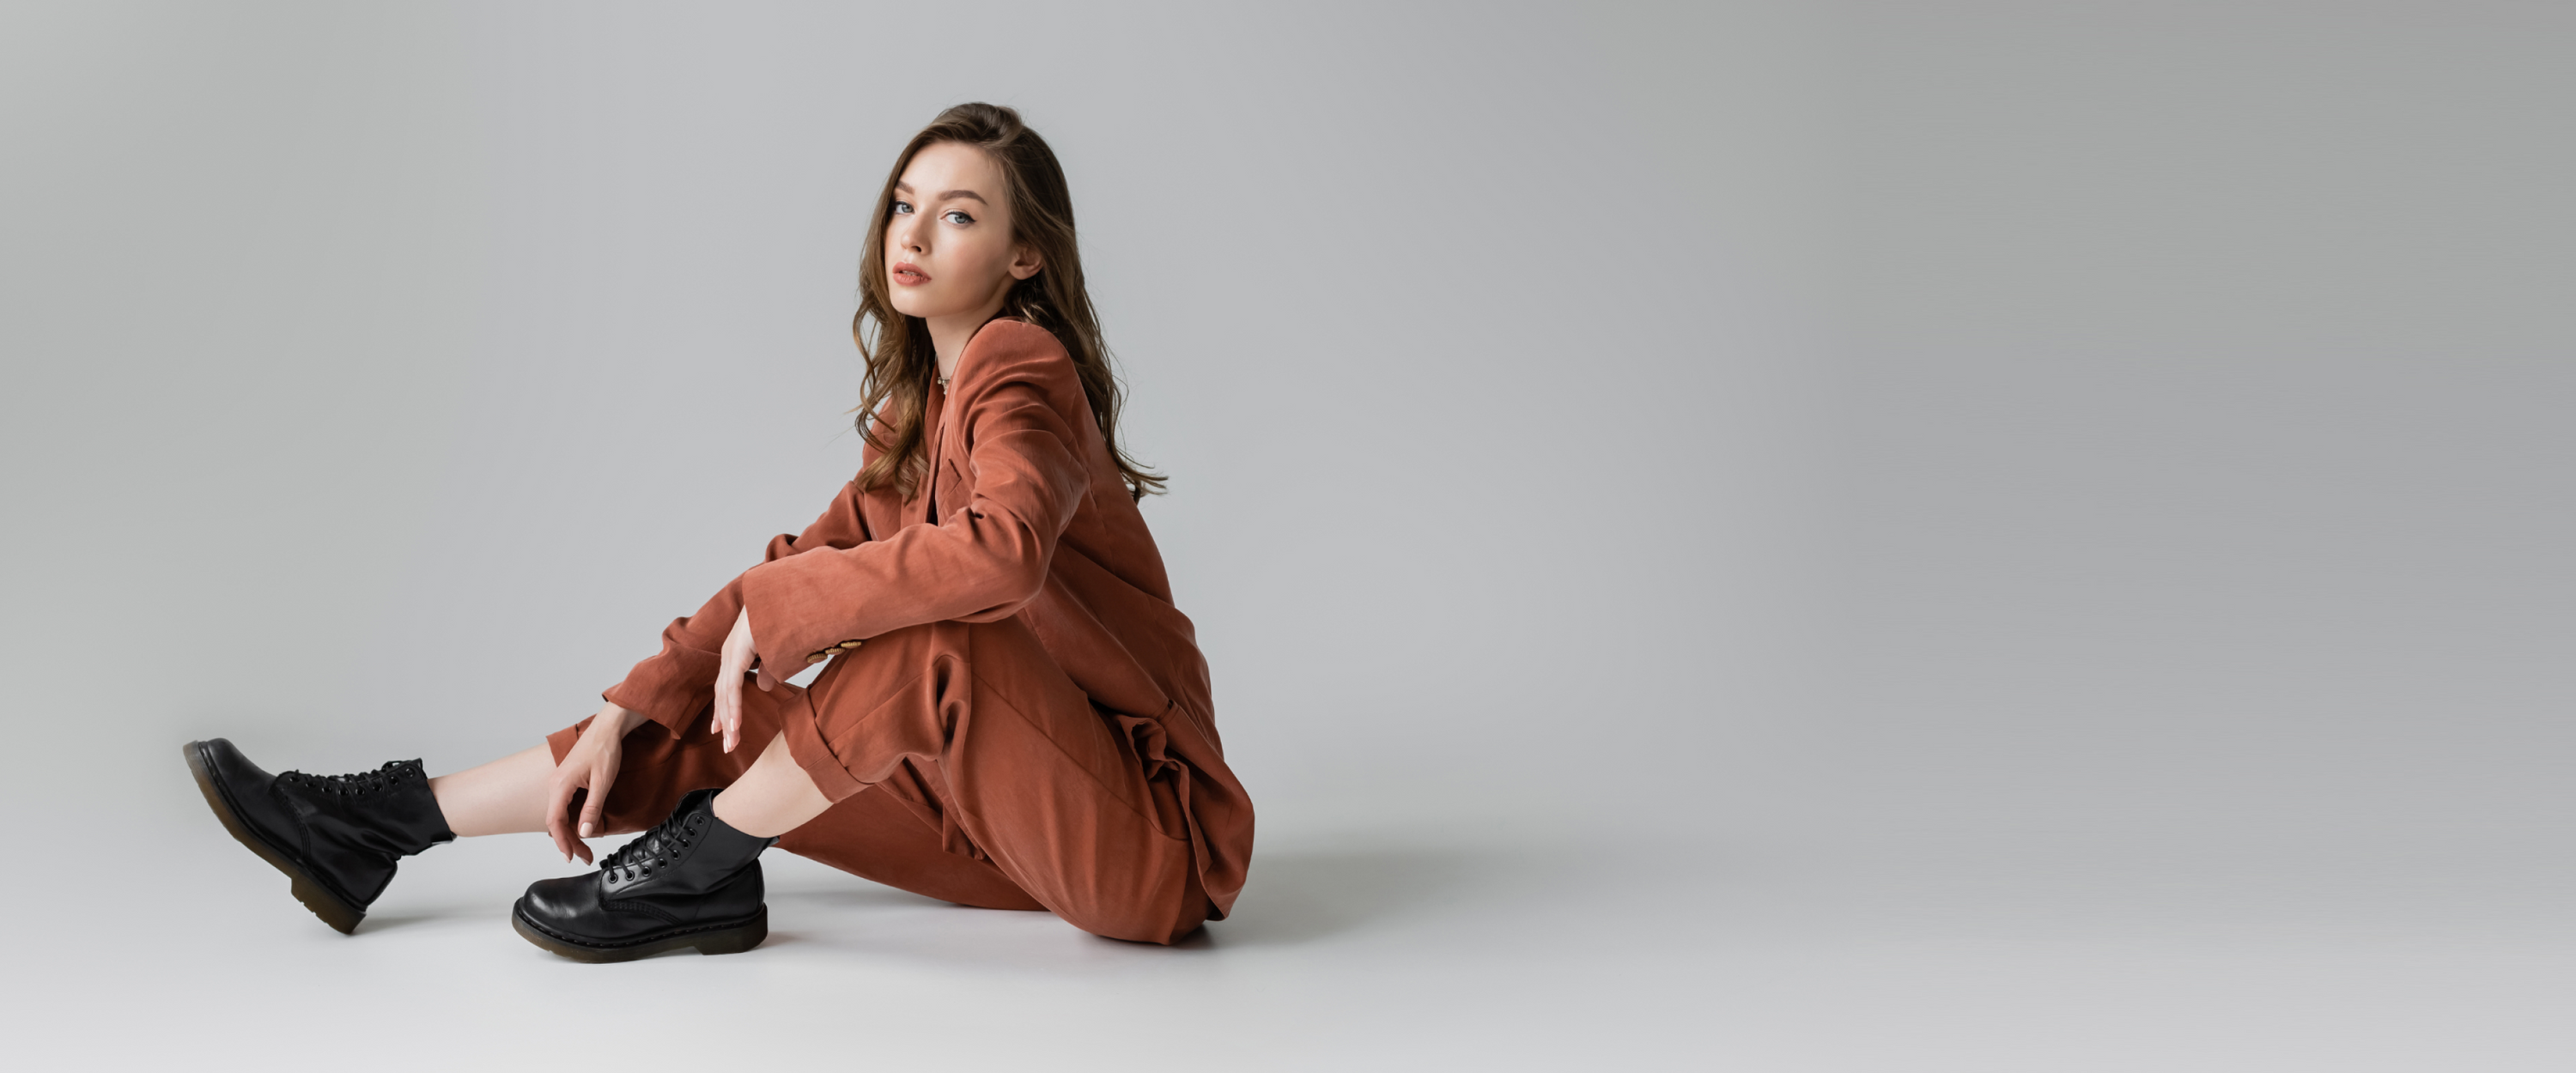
548, 616, 1210, 946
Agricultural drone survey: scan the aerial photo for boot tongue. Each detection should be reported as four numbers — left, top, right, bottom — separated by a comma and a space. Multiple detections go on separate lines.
605, 791, 716, 877
286, 759, 420, 793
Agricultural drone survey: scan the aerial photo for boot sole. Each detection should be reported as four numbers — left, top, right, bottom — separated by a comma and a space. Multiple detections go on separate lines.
181, 740, 366, 936
511, 900, 768, 962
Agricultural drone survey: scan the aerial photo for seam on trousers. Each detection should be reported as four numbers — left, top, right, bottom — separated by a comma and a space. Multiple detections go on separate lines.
968, 667, 1189, 845
810, 663, 936, 784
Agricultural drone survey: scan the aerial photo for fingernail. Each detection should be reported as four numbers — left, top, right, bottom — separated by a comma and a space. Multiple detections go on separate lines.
580, 822, 593, 837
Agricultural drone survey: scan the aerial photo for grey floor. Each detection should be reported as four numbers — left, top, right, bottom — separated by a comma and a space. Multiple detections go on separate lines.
5, 3, 2570, 1070
7, 804, 2566, 1071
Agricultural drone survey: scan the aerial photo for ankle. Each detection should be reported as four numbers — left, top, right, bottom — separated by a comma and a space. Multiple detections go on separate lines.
711, 784, 818, 840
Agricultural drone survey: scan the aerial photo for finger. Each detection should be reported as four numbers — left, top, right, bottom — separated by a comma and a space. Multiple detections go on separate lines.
565, 793, 592, 864
544, 775, 575, 862
564, 787, 592, 864
756, 665, 776, 693
578, 750, 618, 849
716, 678, 740, 753
579, 768, 609, 841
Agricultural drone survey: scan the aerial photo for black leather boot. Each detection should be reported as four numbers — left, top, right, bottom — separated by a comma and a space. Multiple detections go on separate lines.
181, 737, 457, 934
511, 787, 776, 962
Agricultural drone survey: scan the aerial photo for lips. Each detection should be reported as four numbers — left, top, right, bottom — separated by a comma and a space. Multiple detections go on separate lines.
892, 261, 931, 285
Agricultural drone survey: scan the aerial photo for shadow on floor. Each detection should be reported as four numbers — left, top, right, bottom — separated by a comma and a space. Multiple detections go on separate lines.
755, 843, 1557, 956
355, 842, 1582, 952
350, 912, 445, 935
1204, 845, 1522, 948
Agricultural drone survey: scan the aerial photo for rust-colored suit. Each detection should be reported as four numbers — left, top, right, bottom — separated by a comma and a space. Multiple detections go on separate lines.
545, 317, 1251, 945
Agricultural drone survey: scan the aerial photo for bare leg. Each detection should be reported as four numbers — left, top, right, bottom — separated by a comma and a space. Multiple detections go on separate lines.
428, 743, 555, 837
711, 730, 833, 839
428, 730, 828, 842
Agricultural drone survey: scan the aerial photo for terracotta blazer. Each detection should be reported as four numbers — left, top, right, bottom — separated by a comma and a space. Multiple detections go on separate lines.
599, 317, 1251, 919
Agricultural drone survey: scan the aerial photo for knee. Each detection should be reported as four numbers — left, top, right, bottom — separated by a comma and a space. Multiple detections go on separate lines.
1060, 885, 1210, 946
1068, 912, 1202, 946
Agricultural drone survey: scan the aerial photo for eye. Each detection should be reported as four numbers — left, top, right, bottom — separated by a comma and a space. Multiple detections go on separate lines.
944, 209, 975, 226
891, 199, 913, 215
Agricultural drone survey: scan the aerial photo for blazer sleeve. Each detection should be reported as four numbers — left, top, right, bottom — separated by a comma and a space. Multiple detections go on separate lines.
600, 476, 878, 735
733, 333, 1091, 673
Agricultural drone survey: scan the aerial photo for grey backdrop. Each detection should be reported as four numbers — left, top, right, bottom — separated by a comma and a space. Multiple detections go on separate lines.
3, 2, 2567, 1070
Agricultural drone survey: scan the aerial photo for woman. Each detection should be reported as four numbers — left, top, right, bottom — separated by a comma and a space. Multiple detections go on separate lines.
181, 102, 1253, 961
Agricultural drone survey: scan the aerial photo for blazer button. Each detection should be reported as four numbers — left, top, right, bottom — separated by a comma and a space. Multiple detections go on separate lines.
806, 652, 827, 664
838, 640, 863, 650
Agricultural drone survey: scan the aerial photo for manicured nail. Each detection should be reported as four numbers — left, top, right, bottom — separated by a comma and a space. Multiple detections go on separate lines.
580, 822, 593, 837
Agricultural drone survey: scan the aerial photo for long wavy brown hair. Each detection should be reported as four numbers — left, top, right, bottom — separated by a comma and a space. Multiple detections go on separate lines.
848, 102, 1163, 503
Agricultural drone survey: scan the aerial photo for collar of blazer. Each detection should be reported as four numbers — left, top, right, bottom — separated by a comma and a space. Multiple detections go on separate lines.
938, 310, 1030, 391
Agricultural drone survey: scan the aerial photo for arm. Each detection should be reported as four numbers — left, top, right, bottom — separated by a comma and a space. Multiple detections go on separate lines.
731, 336, 1091, 679
600, 477, 878, 736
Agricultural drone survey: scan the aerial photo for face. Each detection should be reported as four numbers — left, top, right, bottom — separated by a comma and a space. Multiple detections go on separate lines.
884, 142, 1042, 321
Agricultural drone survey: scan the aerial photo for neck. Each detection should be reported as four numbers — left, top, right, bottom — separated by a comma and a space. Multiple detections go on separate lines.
925, 297, 1010, 381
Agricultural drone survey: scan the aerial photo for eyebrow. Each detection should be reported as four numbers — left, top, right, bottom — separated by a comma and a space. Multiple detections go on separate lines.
893, 181, 987, 205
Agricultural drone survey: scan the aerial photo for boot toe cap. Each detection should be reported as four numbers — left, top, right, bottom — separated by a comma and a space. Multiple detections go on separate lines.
518, 874, 599, 926
187, 739, 300, 852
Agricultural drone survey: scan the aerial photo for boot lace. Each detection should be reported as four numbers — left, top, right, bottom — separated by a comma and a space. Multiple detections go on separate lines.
277, 760, 422, 797
599, 806, 710, 884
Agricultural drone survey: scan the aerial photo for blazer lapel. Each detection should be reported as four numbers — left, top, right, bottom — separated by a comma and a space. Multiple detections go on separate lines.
923, 378, 964, 524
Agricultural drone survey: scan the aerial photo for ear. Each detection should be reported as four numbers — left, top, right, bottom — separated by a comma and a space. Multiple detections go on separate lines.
1009, 243, 1044, 281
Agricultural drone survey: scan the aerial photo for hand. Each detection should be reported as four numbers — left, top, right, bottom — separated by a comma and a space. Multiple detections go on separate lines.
712, 606, 774, 754
545, 700, 639, 864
